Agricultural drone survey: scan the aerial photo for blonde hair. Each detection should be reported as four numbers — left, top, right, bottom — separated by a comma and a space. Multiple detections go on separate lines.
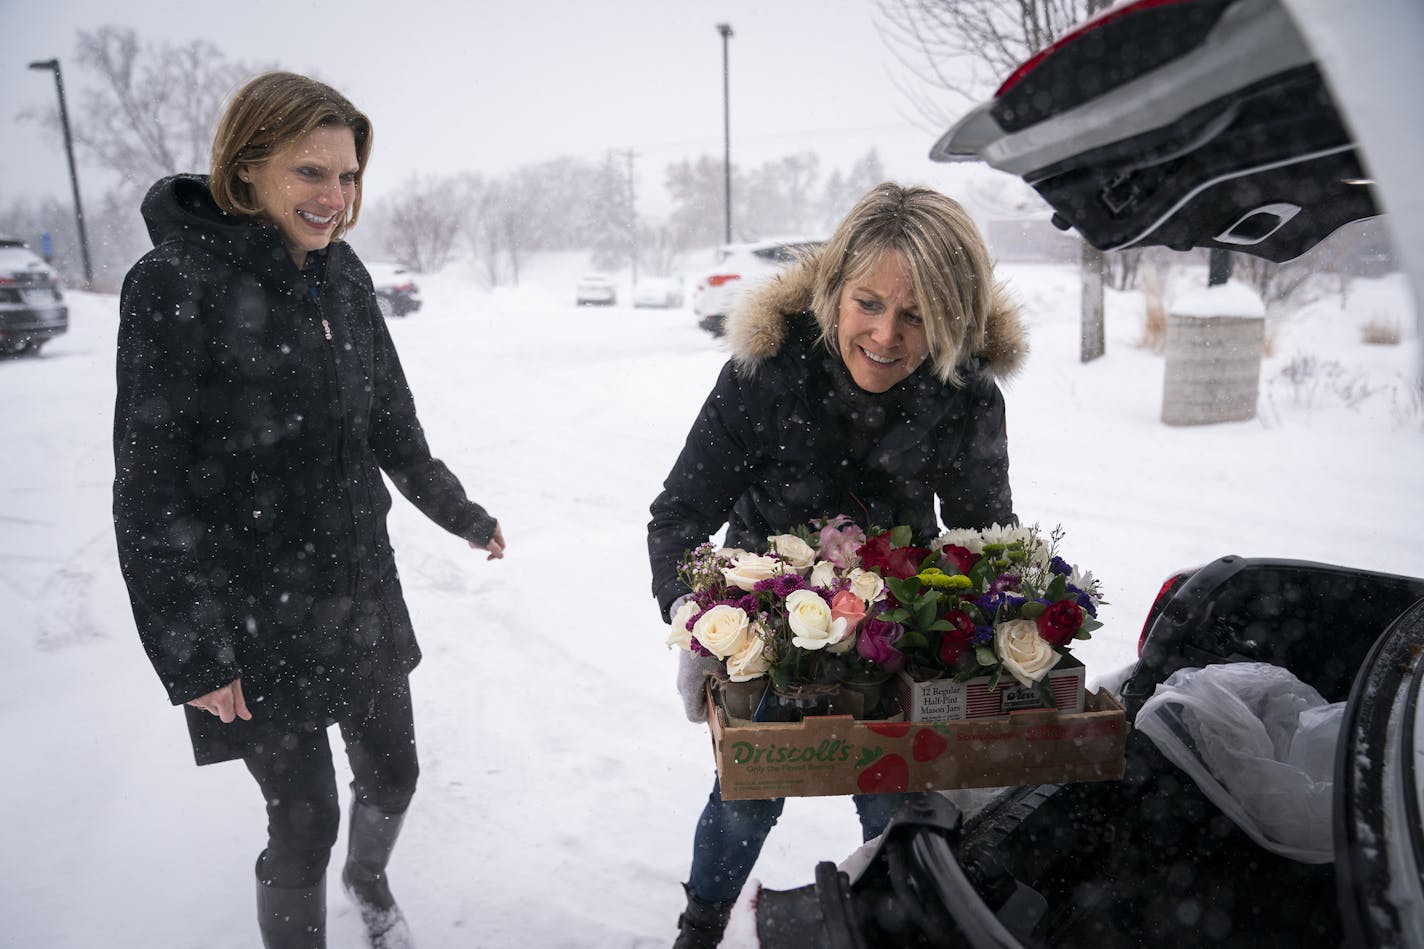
810, 182, 996, 386
209, 71, 372, 240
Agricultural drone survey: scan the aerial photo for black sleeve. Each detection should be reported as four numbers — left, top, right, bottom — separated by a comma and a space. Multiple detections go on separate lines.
113, 255, 242, 704
937, 379, 1015, 530
366, 306, 498, 546
647, 360, 761, 619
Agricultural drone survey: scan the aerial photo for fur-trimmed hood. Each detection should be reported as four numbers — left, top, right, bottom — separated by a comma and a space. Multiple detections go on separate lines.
726, 249, 1028, 381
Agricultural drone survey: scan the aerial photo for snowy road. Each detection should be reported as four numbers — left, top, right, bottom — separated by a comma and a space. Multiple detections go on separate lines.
2, 262, 1420, 947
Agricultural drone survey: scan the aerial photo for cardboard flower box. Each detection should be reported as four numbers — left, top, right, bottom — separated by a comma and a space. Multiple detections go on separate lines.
706, 680, 1128, 801
896, 654, 1087, 722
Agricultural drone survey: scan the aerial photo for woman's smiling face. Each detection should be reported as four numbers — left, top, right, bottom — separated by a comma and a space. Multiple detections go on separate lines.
835, 249, 929, 392
242, 124, 359, 269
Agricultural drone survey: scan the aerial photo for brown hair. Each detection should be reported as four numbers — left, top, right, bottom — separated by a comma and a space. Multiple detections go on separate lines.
810, 182, 998, 386
209, 71, 372, 240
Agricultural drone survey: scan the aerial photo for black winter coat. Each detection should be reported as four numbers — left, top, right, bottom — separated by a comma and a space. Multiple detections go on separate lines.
114, 175, 496, 764
647, 260, 1026, 620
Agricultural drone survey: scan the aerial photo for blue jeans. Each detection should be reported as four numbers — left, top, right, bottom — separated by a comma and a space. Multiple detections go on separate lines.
686, 776, 924, 904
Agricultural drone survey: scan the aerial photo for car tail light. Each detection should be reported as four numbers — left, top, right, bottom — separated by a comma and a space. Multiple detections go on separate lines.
707, 273, 741, 288
1138, 570, 1193, 655
996, 0, 1194, 97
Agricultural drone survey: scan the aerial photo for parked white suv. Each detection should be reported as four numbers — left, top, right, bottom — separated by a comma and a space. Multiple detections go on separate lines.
691, 237, 822, 337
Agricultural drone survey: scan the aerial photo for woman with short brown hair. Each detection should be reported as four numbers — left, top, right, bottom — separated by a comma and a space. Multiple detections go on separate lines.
114, 71, 505, 949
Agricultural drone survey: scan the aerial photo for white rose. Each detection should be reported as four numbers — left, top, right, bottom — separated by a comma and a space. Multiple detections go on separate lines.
726, 625, 772, 681
722, 554, 784, 592
785, 589, 849, 651
692, 604, 752, 659
666, 599, 699, 650
808, 560, 838, 589
996, 619, 1060, 687
847, 568, 886, 603
769, 534, 817, 572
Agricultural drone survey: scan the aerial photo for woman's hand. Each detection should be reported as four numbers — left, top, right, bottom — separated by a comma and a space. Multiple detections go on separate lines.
469, 522, 506, 560
187, 679, 251, 724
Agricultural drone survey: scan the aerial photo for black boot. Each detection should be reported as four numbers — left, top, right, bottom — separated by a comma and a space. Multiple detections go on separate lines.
673, 882, 734, 949
256, 873, 326, 949
341, 800, 414, 949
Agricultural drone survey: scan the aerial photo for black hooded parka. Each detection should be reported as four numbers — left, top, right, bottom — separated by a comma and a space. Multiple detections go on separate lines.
647, 256, 1026, 619
114, 174, 496, 764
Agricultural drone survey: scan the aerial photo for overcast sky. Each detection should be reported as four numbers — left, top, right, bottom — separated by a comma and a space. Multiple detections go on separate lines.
2, 0, 998, 218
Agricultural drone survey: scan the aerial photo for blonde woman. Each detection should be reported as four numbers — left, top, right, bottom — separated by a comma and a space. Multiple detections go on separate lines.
647, 182, 1026, 947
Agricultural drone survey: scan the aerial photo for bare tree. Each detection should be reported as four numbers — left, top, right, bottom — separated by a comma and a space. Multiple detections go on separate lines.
18, 26, 265, 287
377, 174, 466, 274
878, 0, 1105, 124
878, 0, 1113, 361
666, 156, 742, 248
60, 26, 262, 189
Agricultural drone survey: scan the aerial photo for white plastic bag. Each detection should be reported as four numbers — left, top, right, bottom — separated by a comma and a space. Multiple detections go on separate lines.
1135, 661, 1343, 864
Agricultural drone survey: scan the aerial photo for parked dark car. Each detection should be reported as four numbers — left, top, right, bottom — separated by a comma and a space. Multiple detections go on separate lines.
752, 0, 1424, 945
0, 237, 68, 356
366, 261, 422, 318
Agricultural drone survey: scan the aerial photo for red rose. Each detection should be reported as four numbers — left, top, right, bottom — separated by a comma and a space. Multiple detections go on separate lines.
938, 610, 976, 665
857, 532, 893, 573
940, 544, 981, 575
858, 532, 930, 579
1036, 599, 1083, 647
884, 546, 931, 579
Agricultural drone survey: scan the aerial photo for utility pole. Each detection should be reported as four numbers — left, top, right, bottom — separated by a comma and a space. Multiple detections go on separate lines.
623, 148, 639, 286
716, 23, 734, 245
28, 58, 93, 289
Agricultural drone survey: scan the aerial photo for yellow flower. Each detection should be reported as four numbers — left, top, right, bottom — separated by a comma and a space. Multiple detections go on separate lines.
917, 568, 972, 591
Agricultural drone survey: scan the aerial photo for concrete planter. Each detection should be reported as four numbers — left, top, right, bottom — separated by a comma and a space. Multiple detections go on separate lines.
1161, 282, 1266, 426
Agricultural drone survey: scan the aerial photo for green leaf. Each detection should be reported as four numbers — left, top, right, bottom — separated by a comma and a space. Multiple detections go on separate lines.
887, 577, 921, 603
1046, 575, 1069, 600
975, 645, 997, 667
889, 525, 913, 548
987, 666, 1004, 691
1080, 617, 1103, 634
1032, 678, 1056, 709
914, 598, 939, 630
898, 630, 929, 651
961, 602, 987, 625
1019, 600, 1046, 620
927, 619, 953, 632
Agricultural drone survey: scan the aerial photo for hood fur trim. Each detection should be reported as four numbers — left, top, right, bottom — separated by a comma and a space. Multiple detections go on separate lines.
727, 250, 1028, 381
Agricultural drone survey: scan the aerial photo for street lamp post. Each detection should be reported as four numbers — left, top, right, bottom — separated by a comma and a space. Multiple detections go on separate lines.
716, 23, 733, 245
28, 58, 93, 289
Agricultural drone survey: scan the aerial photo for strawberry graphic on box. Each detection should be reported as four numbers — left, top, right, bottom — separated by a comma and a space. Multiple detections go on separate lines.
912, 727, 949, 763
855, 747, 910, 794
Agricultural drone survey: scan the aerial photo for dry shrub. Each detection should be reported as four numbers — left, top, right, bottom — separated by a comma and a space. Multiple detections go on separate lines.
1360, 316, 1402, 345
1138, 267, 1168, 353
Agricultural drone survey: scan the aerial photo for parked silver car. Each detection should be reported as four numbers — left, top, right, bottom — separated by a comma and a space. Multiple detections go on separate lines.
0, 237, 68, 356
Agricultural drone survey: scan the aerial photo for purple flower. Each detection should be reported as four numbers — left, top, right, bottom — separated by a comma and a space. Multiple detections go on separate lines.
857, 618, 905, 672
689, 636, 712, 657
756, 573, 809, 598
988, 573, 1022, 595
1071, 587, 1098, 617
1050, 556, 1073, 577
971, 625, 994, 646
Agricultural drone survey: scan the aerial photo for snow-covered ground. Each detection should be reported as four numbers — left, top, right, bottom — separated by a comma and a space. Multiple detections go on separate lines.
1, 257, 1420, 947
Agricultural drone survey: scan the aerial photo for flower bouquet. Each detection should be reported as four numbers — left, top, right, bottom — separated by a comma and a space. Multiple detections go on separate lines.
668, 517, 1104, 722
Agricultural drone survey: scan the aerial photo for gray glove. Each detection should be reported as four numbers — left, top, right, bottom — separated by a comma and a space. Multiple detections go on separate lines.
678, 648, 725, 724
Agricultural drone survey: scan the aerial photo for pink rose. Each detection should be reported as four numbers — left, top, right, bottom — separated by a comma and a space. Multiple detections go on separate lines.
830, 590, 867, 635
